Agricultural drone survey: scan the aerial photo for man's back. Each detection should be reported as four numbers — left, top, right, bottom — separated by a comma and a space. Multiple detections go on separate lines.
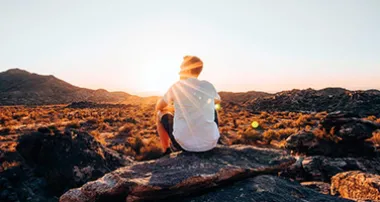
163, 77, 220, 151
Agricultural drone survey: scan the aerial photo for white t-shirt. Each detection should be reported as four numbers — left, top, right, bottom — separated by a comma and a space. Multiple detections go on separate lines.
163, 78, 221, 152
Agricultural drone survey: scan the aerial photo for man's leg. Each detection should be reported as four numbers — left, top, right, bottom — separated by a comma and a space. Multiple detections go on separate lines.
156, 111, 171, 151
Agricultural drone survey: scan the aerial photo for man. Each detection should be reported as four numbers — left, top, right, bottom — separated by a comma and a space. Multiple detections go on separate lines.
156, 55, 221, 153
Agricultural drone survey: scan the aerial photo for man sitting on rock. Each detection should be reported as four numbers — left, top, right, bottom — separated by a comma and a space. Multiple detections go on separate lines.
156, 55, 221, 153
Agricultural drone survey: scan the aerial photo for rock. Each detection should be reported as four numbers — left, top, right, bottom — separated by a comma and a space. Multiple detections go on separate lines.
179, 175, 351, 202
60, 145, 295, 202
285, 132, 321, 154
285, 116, 379, 157
247, 88, 380, 117
331, 171, 380, 201
1, 129, 131, 201
301, 181, 331, 195
281, 156, 380, 182
321, 115, 380, 141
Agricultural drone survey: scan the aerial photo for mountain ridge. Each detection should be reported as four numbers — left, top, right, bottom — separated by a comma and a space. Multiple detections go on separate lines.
1, 68, 379, 111
0, 68, 132, 105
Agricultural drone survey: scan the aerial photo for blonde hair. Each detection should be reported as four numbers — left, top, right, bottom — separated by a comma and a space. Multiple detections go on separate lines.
180, 55, 203, 77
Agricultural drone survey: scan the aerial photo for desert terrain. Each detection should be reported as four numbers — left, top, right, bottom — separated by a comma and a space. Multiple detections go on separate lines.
1, 69, 380, 202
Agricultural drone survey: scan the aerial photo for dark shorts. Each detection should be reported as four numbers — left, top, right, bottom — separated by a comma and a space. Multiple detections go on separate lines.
160, 110, 219, 152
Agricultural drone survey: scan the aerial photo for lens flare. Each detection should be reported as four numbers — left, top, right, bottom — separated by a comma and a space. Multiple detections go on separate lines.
215, 103, 221, 110
251, 121, 259, 128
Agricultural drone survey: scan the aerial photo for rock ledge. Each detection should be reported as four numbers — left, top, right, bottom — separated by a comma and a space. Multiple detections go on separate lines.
60, 145, 295, 202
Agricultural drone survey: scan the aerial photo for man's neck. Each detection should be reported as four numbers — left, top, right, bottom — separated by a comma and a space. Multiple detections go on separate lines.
180, 75, 198, 80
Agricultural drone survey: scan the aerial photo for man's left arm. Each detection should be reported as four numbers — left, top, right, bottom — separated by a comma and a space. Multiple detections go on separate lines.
155, 98, 168, 112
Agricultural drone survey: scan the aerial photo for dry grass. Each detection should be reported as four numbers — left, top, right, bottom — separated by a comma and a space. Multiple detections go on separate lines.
370, 130, 380, 146
0, 104, 376, 161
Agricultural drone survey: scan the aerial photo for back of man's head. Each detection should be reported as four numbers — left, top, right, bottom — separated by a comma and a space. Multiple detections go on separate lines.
180, 55, 203, 77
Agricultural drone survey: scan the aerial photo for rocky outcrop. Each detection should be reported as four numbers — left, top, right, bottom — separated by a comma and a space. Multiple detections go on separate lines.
285, 116, 380, 157
180, 175, 351, 202
281, 156, 380, 182
247, 88, 380, 116
0, 129, 130, 202
331, 171, 380, 201
60, 145, 295, 202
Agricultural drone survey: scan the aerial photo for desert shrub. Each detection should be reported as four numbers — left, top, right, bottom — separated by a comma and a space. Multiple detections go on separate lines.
259, 112, 270, 119
0, 115, 10, 126
111, 144, 136, 157
236, 129, 262, 144
118, 123, 135, 135
262, 129, 277, 144
128, 136, 144, 154
124, 117, 138, 124
0, 161, 20, 172
305, 125, 312, 131
273, 119, 293, 129
370, 130, 380, 146
98, 122, 113, 131
312, 127, 340, 142
85, 118, 98, 125
315, 111, 328, 119
292, 114, 315, 127
90, 130, 106, 145
0, 127, 11, 136
137, 140, 163, 161
66, 121, 80, 129
366, 115, 377, 121
276, 128, 298, 140
103, 118, 117, 125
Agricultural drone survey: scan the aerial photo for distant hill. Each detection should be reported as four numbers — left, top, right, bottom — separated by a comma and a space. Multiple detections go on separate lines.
0, 69, 131, 105
219, 91, 272, 104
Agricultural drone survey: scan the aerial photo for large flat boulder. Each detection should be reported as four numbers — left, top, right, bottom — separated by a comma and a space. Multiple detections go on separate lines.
331, 171, 380, 201
60, 145, 295, 202
179, 175, 352, 202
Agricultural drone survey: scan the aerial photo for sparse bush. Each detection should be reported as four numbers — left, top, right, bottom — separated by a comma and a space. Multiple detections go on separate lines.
91, 130, 106, 145
66, 121, 80, 129
137, 140, 163, 161
124, 117, 137, 124
0, 127, 11, 136
118, 123, 135, 135
366, 115, 377, 121
128, 136, 144, 154
263, 129, 277, 144
370, 130, 380, 146
237, 129, 262, 144
276, 128, 298, 140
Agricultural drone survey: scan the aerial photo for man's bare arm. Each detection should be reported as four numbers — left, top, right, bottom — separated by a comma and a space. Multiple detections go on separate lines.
155, 98, 168, 112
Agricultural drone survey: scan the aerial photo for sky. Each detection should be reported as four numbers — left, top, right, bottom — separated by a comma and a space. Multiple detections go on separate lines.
1, 0, 379, 95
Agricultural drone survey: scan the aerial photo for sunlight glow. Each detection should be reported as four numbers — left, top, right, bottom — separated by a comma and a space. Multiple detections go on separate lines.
137, 58, 179, 94
251, 121, 259, 128
215, 104, 221, 111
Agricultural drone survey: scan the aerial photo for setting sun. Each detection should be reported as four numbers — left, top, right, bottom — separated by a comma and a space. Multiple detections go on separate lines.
137, 56, 181, 94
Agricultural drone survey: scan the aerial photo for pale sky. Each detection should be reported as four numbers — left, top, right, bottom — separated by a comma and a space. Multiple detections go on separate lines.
1, 0, 379, 95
